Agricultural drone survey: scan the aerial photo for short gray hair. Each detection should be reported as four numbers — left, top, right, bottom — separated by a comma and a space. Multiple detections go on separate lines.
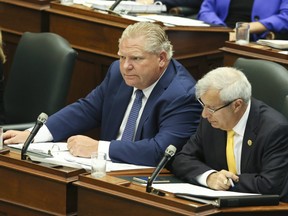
196, 67, 251, 103
119, 22, 173, 59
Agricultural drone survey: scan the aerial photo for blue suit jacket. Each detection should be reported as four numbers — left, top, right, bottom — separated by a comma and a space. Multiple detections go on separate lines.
46, 59, 202, 166
198, 0, 288, 41
170, 98, 288, 202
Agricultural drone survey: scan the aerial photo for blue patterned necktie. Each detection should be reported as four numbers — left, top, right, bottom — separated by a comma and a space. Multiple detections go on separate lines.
121, 90, 144, 141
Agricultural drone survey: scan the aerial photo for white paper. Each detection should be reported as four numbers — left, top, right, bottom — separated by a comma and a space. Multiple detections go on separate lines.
8, 142, 68, 156
138, 14, 210, 27
86, 0, 167, 14
8, 142, 154, 172
257, 39, 288, 49
153, 183, 260, 197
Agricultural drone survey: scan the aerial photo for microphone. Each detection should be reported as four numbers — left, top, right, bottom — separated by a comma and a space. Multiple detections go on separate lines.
146, 144, 177, 195
109, 0, 123, 11
21, 112, 48, 160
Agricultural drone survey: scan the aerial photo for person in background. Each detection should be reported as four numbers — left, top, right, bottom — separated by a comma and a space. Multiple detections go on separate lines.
158, 0, 203, 17
3, 22, 202, 167
170, 67, 288, 202
198, 0, 288, 41
0, 31, 6, 124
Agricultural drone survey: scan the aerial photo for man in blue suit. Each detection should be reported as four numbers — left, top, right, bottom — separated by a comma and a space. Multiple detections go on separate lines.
170, 67, 288, 201
4, 22, 202, 166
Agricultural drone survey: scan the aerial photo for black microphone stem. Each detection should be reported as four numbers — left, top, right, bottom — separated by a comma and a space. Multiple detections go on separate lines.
21, 112, 48, 160
146, 145, 176, 194
109, 0, 123, 11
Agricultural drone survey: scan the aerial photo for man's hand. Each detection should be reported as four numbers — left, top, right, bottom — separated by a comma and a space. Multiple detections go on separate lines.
67, 135, 99, 158
207, 169, 239, 190
3, 130, 30, 144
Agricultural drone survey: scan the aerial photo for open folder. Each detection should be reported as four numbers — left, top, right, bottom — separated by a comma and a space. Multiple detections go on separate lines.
153, 183, 279, 207
175, 193, 279, 207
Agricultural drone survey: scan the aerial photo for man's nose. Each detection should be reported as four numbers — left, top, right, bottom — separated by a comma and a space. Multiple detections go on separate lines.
201, 107, 211, 119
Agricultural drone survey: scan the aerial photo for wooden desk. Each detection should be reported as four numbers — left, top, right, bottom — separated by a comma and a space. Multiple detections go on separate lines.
0, 149, 85, 215
220, 41, 288, 68
74, 173, 288, 216
74, 173, 219, 216
47, 1, 230, 104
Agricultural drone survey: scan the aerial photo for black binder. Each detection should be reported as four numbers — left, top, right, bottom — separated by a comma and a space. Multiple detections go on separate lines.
175, 193, 280, 207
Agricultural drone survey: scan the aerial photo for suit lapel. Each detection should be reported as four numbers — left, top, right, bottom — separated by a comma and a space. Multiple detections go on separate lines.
241, 99, 259, 172
107, 83, 133, 139
134, 61, 176, 140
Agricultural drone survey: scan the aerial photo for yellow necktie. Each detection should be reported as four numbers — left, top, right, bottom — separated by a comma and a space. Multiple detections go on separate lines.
226, 130, 237, 174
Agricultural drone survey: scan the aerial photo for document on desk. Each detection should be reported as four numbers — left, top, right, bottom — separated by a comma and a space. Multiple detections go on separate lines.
85, 0, 167, 14
257, 39, 288, 49
152, 183, 279, 207
153, 183, 260, 198
137, 14, 210, 27
8, 142, 154, 171
8, 142, 68, 157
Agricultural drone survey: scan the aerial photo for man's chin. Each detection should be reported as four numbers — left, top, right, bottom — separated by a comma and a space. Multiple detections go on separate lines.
210, 121, 219, 129
124, 80, 136, 86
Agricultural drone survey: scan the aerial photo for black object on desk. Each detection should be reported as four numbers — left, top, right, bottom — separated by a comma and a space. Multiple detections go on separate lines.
175, 193, 280, 207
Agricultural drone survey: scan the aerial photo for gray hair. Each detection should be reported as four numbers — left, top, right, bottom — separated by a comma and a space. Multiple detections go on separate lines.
119, 22, 173, 59
196, 67, 251, 103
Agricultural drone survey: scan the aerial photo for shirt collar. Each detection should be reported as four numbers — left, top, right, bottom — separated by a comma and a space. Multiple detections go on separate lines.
233, 100, 251, 136
133, 67, 167, 99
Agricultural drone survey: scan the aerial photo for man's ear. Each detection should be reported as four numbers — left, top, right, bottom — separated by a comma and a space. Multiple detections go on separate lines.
233, 99, 244, 112
159, 51, 168, 67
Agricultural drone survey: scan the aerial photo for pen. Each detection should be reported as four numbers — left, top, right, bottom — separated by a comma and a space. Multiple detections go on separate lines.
154, 180, 170, 183
228, 178, 235, 187
132, 177, 147, 184
132, 177, 170, 184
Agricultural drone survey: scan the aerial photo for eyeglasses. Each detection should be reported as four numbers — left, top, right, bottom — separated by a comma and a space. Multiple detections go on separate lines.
197, 98, 236, 114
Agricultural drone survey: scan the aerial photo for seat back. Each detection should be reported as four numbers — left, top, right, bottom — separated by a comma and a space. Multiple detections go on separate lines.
4, 32, 77, 124
234, 58, 288, 119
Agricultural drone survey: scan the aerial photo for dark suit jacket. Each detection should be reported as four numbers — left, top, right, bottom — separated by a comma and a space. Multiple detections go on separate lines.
170, 98, 288, 202
46, 59, 202, 166
159, 0, 203, 10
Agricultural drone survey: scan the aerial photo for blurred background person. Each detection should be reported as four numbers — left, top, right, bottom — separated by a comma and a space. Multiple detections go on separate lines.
159, 0, 203, 18
198, 0, 288, 41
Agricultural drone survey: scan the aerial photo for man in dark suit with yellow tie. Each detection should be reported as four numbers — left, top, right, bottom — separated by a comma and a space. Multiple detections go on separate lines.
170, 67, 288, 202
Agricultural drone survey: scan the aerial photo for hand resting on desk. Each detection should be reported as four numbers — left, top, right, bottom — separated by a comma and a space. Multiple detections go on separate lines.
67, 135, 99, 157
3, 130, 30, 145
207, 169, 239, 190
3, 130, 99, 158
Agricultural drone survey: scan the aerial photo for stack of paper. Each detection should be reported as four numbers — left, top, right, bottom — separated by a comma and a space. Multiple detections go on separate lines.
87, 0, 167, 14
8, 142, 154, 171
137, 14, 209, 27
257, 39, 288, 49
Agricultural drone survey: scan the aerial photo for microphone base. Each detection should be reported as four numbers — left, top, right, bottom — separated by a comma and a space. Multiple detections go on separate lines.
21, 152, 27, 160
146, 186, 166, 196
